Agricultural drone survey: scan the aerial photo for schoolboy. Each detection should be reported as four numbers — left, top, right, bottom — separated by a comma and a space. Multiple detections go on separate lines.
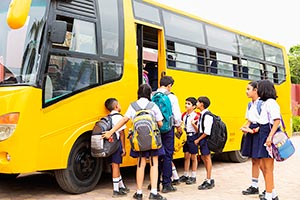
156, 76, 182, 193
194, 96, 215, 190
104, 98, 129, 197
179, 97, 200, 185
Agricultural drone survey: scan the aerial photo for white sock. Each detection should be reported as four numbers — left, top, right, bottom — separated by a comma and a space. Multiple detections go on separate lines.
172, 166, 179, 180
136, 189, 143, 194
150, 188, 157, 195
113, 177, 119, 191
272, 189, 277, 198
265, 192, 272, 200
184, 171, 189, 177
119, 176, 125, 188
191, 171, 197, 178
251, 178, 258, 188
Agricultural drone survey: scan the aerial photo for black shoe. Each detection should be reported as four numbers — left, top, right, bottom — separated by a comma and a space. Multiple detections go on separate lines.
242, 186, 259, 195
113, 190, 127, 197
162, 184, 177, 193
171, 179, 180, 185
119, 186, 130, 193
133, 192, 143, 200
259, 190, 266, 199
198, 179, 215, 190
149, 193, 167, 200
259, 194, 279, 200
186, 177, 196, 185
179, 175, 189, 183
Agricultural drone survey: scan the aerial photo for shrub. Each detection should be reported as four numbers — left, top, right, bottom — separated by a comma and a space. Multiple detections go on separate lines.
292, 116, 300, 132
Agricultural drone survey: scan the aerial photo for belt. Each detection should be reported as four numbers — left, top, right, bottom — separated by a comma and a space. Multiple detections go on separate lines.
186, 132, 196, 137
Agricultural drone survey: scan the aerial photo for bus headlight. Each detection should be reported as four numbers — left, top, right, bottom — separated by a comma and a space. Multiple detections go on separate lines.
0, 113, 19, 141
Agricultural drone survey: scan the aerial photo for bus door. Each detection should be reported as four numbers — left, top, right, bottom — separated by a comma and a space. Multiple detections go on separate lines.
136, 24, 165, 91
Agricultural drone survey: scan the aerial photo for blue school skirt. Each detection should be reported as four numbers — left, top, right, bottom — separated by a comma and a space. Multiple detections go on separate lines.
257, 124, 273, 158
241, 123, 260, 158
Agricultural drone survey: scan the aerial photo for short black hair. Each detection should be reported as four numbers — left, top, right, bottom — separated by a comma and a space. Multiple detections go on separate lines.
197, 96, 210, 109
160, 76, 174, 87
257, 80, 277, 101
186, 97, 197, 106
138, 84, 152, 100
104, 98, 118, 112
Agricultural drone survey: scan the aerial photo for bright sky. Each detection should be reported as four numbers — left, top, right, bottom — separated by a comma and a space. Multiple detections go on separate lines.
154, 0, 299, 51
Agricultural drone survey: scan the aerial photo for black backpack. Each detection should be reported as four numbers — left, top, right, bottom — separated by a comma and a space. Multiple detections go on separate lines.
90, 113, 121, 157
201, 111, 227, 153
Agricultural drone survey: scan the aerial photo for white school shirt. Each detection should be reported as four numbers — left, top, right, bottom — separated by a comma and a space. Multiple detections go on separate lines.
182, 111, 198, 133
245, 99, 261, 123
125, 97, 163, 122
258, 99, 281, 125
155, 88, 182, 127
198, 109, 213, 136
111, 110, 126, 140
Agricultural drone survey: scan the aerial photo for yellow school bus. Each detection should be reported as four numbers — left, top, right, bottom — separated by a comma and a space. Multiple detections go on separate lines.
0, 0, 291, 193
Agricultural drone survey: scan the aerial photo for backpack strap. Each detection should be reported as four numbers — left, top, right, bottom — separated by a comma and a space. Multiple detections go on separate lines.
131, 102, 142, 111
248, 100, 263, 115
108, 113, 123, 117
257, 100, 263, 115
131, 101, 154, 111
145, 102, 155, 110
200, 111, 212, 133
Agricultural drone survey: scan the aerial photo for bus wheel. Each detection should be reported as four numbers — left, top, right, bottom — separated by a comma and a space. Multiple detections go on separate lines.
54, 134, 103, 194
228, 150, 248, 163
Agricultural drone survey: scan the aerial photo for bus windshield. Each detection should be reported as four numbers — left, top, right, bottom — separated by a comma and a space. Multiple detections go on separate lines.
0, 0, 46, 86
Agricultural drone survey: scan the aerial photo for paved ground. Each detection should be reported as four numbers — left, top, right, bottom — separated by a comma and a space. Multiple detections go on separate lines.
0, 135, 299, 200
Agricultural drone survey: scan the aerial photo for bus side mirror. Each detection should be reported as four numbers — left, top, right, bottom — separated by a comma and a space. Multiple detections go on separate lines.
7, 0, 32, 29
50, 20, 67, 44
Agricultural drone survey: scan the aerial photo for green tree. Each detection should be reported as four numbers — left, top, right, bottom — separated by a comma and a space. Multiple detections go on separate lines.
288, 45, 300, 84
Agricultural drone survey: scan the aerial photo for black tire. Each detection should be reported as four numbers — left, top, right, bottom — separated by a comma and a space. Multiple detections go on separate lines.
228, 150, 248, 163
54, 134, 103, 194
0, 173, 19, 180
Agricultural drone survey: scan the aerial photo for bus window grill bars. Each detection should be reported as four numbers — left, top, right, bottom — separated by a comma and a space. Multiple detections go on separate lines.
57, 0, 96, 19
166, 49, 284, 84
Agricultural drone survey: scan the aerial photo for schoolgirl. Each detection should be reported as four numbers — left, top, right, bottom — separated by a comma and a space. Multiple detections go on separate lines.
240, 81, 262, 195
103, 84, 166, 200
257, 80, 280, 200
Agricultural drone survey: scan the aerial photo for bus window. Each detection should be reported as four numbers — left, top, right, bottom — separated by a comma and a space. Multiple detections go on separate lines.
53, 16, 97, 55
266, 65, 278, 83
45, 55, 98, 102
174, 42, 197, 71
241, 59, 249, 79
166, 41, 176, 68
197, 48, 206, 72
232, 57, 240, 77
102, 61, 122, 83
98, 0, 120, 57
167, 54, 176, 68
215, 52, 234, 77
242, 59, 264, 81
209, 51, 217, 74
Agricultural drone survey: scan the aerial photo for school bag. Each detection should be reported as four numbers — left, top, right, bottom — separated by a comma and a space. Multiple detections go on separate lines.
128, 101, 162, 152
90, 113, 121, 157
151, 91, 173, 133
201, 111, 227, 153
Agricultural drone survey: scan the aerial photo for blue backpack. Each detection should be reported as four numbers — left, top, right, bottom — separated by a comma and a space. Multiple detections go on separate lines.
152, 91, 173, 133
